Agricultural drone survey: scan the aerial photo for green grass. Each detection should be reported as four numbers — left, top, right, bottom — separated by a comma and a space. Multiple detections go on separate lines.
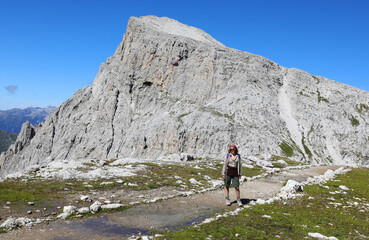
355, 103, 369, 114
349, 115, 360, 127
0, 228, 6, 234
279, 141, 294, 157
271, 155, 305, 168
301, 133, 312, 159
242, 166, 264, 177
0, 180, 89, 205
311, 75, 321, 84
156, 168, 369, 239
317, 90, 329, 103
0, 161, 265, 221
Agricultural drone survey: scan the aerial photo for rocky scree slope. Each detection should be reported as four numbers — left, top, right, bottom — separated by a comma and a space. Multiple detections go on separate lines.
1, 16, 369, 177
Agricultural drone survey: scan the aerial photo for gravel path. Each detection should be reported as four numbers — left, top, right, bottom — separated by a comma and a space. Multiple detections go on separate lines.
0, 165, 341, 240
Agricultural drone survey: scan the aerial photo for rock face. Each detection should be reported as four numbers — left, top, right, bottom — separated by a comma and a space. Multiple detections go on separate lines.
1, 16, 368, 177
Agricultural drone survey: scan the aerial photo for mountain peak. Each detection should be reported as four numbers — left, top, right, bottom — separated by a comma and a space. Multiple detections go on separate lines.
128, 15, 225, 47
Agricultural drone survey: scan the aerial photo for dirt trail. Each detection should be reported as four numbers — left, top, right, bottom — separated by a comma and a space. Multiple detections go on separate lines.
0, 165, 341, 240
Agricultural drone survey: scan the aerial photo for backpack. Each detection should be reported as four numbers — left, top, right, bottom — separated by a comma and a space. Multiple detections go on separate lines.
227, 153, 241, 159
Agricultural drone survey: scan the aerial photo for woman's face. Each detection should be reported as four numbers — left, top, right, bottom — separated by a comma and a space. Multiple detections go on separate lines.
230, 148, 236, 154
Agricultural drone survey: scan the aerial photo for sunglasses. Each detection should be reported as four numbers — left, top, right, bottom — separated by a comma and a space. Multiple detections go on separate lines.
230, 148, 236, 151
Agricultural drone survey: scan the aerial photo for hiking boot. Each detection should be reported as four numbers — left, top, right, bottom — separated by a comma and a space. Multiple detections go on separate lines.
237, 198, 242, 206
226, 197, 231, 206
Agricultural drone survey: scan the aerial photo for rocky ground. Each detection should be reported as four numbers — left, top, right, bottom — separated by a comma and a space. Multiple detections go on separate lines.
0, 157, 346, 240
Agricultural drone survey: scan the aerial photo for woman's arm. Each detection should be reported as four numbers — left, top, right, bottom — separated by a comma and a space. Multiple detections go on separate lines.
238, 155, 242, 177
222, 156, 229, 177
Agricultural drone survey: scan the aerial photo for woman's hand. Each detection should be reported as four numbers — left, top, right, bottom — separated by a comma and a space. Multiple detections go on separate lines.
222, 175, 225, 180
238, 175, 241, 179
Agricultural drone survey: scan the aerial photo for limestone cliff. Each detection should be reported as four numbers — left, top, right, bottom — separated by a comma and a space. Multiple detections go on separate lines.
1, 16, 368, 177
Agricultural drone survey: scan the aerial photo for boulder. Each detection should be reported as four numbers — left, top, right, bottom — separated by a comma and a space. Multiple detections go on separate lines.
90, 201, 102, 212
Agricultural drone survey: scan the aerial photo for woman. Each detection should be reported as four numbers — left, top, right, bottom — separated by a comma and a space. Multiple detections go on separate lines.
222, 144, 242, 206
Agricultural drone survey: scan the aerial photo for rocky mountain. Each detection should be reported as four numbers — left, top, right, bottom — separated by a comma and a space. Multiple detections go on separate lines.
1, 16, 368, 177
0, 107, 56, 133
0, 130, 17, 153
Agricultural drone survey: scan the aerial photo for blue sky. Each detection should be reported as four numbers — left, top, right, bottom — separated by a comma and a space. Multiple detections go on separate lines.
0, 0, 368, 110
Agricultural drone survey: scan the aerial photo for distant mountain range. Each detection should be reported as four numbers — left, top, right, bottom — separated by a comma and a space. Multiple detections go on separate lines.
0, 107, 56, 133
0, 130, 18, 153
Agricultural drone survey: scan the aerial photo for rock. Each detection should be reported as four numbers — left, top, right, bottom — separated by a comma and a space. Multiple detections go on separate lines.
308, 232, 338, 240
78, 207, 90, 214
179, 153, 194, 161
189, 178, 202, 185
276, 160, 287, 165
56, 213, 69, 220
26, 165, 40, 173
278, 180, 303, 199
256, 199, 266, 205
63, 205, 77, 215
339, 185, 350, 191
0, 217, 17, 229
80, 195, 91, 202
27, 211, 32, 214
0, 217, 33, 229
90, 201, 102, 212
27, 202, 35, 205
101, 203, 124, 210
1, 15, 369, 178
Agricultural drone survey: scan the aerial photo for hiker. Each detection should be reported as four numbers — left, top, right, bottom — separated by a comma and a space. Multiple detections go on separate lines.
222, 144, 242, 206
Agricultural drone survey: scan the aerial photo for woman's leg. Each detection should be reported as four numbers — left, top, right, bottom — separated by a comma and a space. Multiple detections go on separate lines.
235, 187, 242, 206
225, 185, 230, 197
235, 187, 240, 198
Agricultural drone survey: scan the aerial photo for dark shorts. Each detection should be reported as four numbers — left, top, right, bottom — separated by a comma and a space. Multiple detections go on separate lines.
224, 175, 239, 188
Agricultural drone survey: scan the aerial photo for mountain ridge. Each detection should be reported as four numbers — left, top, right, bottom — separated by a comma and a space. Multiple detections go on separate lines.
1, 15, 368, 178
0, 106, 56, 133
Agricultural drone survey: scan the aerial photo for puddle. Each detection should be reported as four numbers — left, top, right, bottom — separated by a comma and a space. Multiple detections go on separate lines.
54, 200, 220, 238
